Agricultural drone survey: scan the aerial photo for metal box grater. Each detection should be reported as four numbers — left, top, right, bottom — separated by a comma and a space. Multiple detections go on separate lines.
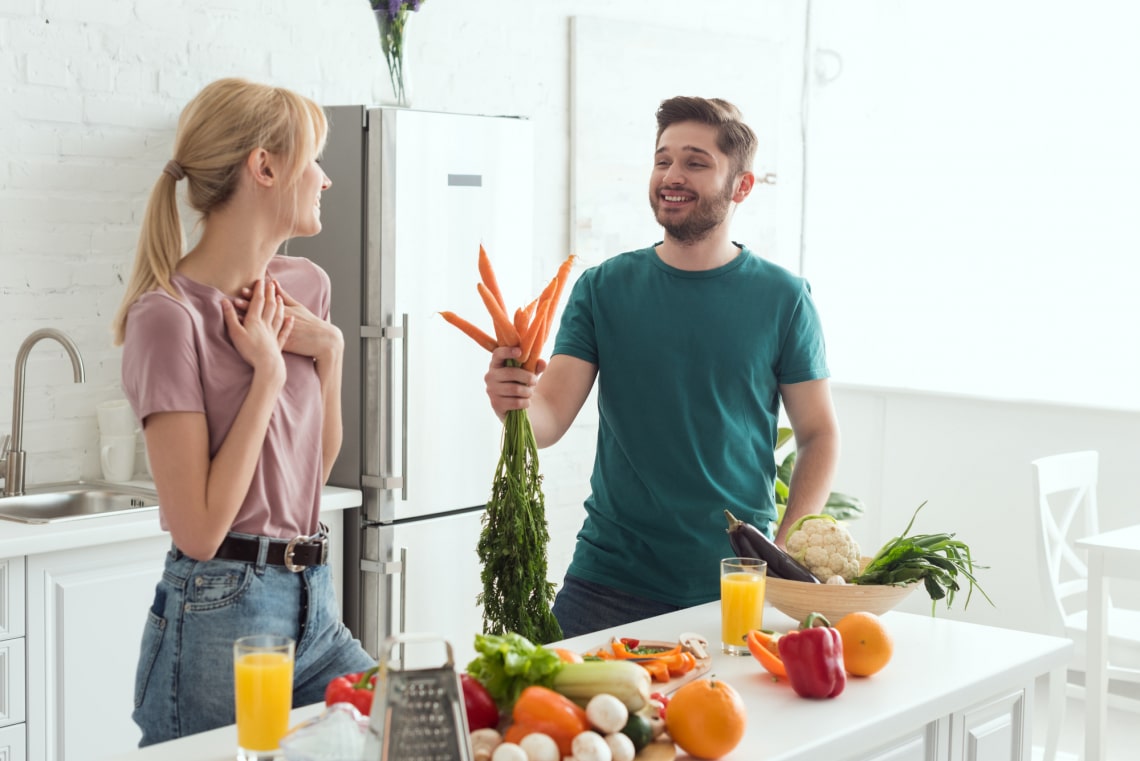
362, 633, 472, 761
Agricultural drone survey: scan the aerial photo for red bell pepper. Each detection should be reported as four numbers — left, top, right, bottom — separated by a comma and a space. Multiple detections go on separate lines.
776, 612, 847, 699
460, 673, 500, 731
324, 665, 380, 715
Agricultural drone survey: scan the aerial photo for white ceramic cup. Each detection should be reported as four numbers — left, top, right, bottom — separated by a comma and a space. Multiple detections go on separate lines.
96, 399, 139, 437
100, 434, 137, 482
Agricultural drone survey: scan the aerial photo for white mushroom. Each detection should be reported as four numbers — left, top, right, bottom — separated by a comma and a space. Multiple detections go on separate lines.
518, 732, 560, 761
585, 694, 629, 735
470, 728, 503, 761
491, 741, 528, 761
604, 732, 636, 761
571, 731, 612, 761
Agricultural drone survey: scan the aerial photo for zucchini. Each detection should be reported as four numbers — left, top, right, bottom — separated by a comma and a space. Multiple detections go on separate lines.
551, 660, 651, 712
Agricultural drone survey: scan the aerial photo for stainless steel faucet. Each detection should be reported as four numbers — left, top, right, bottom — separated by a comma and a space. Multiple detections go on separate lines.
1, 328, 85, 497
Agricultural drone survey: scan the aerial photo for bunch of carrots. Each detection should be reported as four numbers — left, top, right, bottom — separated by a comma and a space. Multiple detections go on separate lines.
441, 245, 575, 643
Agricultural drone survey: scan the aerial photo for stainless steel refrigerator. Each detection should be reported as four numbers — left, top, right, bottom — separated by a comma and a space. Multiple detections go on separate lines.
287, 106, 535, 668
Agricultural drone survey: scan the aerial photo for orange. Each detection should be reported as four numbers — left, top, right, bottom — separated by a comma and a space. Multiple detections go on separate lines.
835, 611, 894, 676
664, 678, 746, 759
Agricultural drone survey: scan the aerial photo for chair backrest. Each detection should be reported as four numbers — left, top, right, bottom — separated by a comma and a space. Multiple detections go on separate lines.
1031, 450, 1101, 636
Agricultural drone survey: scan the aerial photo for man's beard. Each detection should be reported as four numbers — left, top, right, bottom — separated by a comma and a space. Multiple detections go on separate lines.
650, 175, 736, 243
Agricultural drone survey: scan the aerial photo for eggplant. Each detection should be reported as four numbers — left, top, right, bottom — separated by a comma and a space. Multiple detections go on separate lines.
723, 509, 820, 583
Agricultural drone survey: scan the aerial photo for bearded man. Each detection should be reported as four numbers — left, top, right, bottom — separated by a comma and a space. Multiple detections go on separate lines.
483, 96, 840, 638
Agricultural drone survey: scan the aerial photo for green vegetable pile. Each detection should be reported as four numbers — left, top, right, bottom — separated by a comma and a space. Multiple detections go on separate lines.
465, 632, 565, 709
852, 501, 993, 613
475, 409, 562, 644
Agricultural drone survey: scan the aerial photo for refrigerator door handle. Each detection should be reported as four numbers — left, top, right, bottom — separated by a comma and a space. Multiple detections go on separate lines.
359, 547, 408, 650
359, 313, 409, 498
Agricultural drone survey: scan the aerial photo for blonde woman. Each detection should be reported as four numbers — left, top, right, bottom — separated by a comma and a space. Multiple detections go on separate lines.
112, 78, 374, 745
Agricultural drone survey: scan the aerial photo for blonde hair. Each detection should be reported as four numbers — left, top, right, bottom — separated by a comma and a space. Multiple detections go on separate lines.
111, 77, 328, 345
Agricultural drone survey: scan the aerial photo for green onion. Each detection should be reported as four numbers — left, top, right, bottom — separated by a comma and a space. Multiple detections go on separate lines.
851, 501, 993, 613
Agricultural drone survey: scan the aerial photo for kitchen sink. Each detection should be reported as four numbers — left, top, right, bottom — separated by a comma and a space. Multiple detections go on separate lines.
0, 482, 159, 524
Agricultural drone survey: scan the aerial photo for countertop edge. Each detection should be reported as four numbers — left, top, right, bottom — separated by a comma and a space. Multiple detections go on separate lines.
0, 485, 363, 559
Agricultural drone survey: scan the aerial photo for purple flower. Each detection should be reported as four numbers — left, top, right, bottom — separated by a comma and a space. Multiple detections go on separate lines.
372, 0, 425, 19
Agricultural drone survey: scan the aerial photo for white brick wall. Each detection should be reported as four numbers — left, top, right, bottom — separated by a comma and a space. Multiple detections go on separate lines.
0, 0, 787, 578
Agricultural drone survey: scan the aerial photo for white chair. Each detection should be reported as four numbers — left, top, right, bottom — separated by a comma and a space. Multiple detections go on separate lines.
1032, 451, 1140, 761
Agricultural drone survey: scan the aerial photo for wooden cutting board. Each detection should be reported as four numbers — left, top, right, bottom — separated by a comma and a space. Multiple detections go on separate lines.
637, 737, 677, 761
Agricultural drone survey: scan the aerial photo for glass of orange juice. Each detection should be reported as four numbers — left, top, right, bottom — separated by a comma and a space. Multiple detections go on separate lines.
721, 557, 767, 655
233, 634, 295, 759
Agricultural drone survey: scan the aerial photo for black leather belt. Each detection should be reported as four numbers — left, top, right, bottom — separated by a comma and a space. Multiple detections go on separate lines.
213, 525, 329, 572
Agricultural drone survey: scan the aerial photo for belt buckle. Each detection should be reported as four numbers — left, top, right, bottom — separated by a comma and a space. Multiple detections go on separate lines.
284, 531, 328, 573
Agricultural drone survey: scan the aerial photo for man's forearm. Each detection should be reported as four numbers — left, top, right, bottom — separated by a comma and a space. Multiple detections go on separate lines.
773, 432, 839, 548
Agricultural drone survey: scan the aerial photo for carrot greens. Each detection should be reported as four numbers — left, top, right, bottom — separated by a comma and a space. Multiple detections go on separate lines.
441, 245, 575, 642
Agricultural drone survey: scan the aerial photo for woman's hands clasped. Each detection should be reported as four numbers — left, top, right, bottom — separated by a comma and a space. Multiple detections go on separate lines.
222, 278, 293, 380
233, 279, 343, 363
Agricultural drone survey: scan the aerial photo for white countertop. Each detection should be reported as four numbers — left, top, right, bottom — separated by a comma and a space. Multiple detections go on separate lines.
0, 482, 363, 558
103, 601, 1071, 761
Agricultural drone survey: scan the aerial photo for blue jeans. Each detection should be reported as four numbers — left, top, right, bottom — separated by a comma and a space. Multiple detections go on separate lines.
132, 539, 376, 747
551, 574, 684, 639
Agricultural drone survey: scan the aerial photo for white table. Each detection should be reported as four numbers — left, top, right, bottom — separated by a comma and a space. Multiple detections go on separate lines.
1076, 523, 1140, 761
106, 601, 1071, 761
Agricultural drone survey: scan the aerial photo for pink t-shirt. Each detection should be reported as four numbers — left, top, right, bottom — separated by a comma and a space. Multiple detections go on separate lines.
121, 255, 332, 540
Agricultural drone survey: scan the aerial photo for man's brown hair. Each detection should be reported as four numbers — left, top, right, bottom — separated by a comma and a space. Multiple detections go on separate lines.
655, 96, 757, 178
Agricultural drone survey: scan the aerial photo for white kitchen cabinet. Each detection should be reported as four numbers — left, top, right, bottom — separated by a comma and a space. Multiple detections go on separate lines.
0, 558, 24, 641
0, 722, 27, 761
0, 557, 25, 757
855, 718, 948, 761
26, 535, 168, 761
951, 689, 1027, 761
853, 686, 1029, 761
20, 507, 348, 761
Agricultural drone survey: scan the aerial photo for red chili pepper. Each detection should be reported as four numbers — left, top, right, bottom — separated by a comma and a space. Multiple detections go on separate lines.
619, 637, 640, 649
324, 665, 380, 715
777, 612, 847, 699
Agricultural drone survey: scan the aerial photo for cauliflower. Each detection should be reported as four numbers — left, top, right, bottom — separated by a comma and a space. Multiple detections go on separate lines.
784, 514, 861, 581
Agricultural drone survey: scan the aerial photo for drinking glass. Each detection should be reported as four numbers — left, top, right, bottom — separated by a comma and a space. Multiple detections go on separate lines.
234, 634, 295, 760
720, 557, 767, 655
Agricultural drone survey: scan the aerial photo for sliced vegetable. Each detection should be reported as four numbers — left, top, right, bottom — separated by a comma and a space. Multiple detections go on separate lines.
746, 629, 787, 679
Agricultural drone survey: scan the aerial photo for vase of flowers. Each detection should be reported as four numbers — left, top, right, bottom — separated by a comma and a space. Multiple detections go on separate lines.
372, 0, 425, 107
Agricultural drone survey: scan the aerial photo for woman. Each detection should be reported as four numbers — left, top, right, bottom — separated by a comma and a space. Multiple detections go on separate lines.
111, 78, 375, 746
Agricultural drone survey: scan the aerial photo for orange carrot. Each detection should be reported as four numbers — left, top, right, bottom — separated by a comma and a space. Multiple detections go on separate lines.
478, 244, 508, 312
518, 299, 550, 366
477, 282, 520, 347
513, 307, 530, 340
439, 311, 497, 353
520, 275, 558, 351
522, 256, 575, 372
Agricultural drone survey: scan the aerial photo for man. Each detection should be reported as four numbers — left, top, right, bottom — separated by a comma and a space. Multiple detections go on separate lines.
485, 96, 839, 638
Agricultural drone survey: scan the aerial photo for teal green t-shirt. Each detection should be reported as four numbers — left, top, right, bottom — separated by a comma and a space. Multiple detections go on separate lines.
552, 245, 829, 607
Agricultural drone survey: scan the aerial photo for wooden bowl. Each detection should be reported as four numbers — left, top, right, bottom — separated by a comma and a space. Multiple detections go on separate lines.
765, 565, 918, 624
